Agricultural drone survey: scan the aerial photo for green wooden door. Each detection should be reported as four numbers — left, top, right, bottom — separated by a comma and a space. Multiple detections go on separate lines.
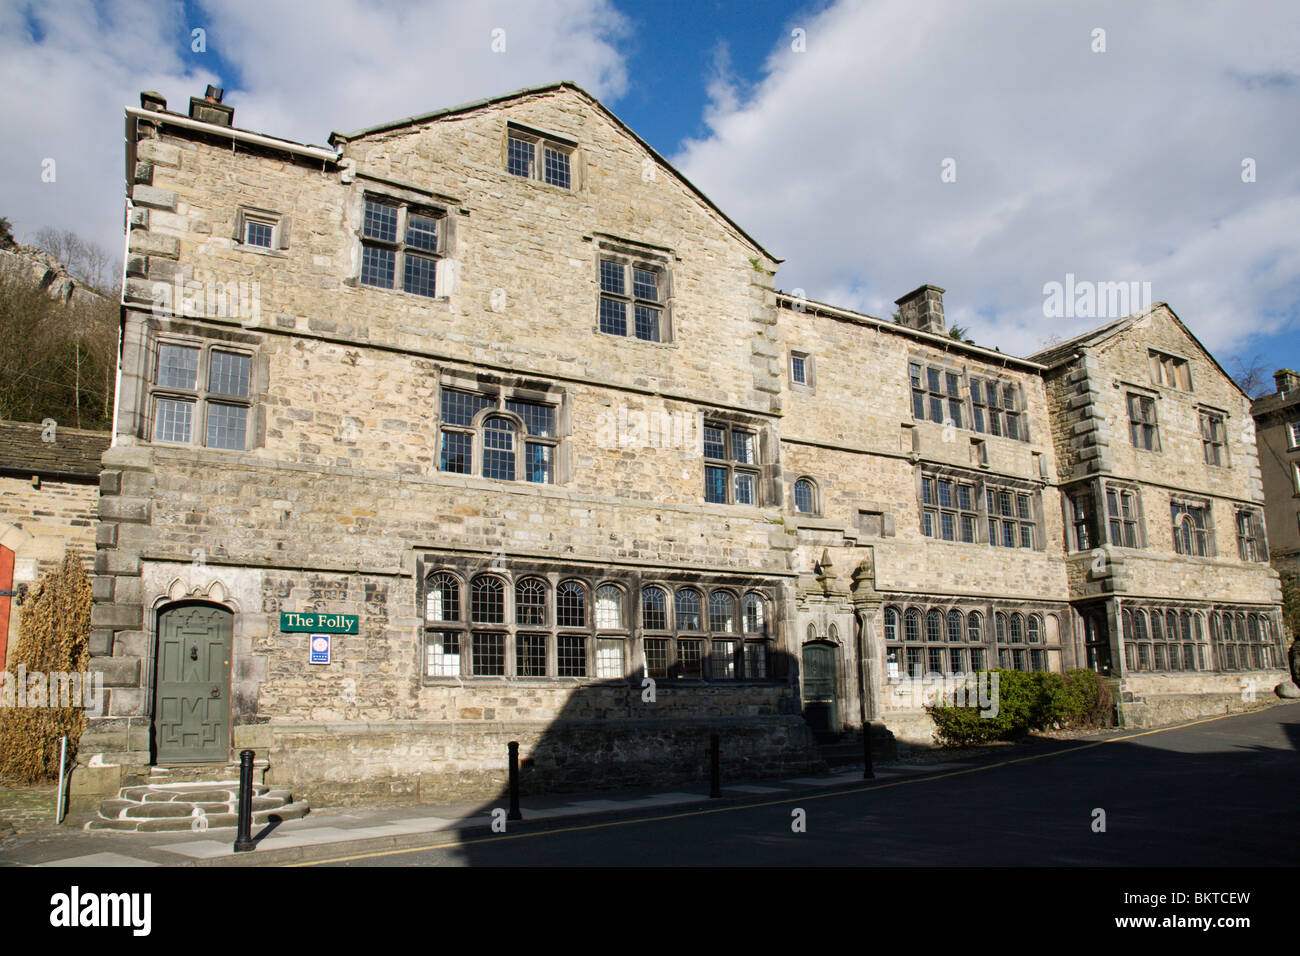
802, 642, 839, 735
154, 604, 232, 764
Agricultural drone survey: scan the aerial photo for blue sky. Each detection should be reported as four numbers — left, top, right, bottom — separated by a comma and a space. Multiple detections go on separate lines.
2, 0, 1297, 390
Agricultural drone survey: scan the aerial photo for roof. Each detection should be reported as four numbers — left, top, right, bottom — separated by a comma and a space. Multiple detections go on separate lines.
776, 292, 1046, 373
1027, 303, 1250, 401
0, 421, 110, 480
329, 81, 781, 264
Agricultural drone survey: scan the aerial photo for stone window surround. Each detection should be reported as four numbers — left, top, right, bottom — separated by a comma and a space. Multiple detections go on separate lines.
1209, 607, 1284, 671
1233, 506, 1267, 563
504, 121, 580, 191
232, 205, 289, 256
789, 348, 815, 392
790, 475, 821, 516
1148, 348, 1193, 392
883, 602, 1053, 680
140, 326, 265, 452
1198, 405, 1229, 467
913, 463, 1046, 551
1102, 479, 1146, 550
1121, 605, 1210, 673
1124, 386, 1161, 452
702, 413, 771, 507
435, 369, 571, 485
1170, 495, 1216, 558
415, 554, 777, 684
348, 181, 457, 300
594, 238, 674, 345
907, 354, 1030, 443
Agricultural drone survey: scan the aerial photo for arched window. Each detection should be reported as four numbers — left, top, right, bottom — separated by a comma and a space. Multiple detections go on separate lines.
1134, 610, 1148, 642
947, 609, 963, 643
1181, 611, 1193, 643
557, 580, 586, 628
642, 586, 668, 631
904, 609, 921, 642
675, 588, 701, 631
515, 577, 546, 626
884, 607, 899, 642
1009, 613, 1024, 644
1151, 611, 1164, 642
709, 591, 736, 632
470, 575, 504, 623
794, 478, 816, 514
967, 612, 983, 644
807, 623, 818, 641
1027, 615, 1041, 644
996, 612, 1008, 643
425, 571, 461, 622
482, 416, 517, 481
926, 610, 943, 642
595, 584, 623, 629
1248, 614, 1262, 642
742, 593, 765, 634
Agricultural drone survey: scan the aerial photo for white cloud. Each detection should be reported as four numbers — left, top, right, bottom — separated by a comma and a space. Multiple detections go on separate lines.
673, 0, 1300, 358
0, 0, 628, 265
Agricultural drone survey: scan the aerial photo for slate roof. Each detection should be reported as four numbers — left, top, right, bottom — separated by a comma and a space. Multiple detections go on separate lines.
0, 420, 109, 480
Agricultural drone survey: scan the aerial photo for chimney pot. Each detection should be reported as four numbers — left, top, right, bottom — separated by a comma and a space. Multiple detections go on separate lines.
894, 284, 947, 335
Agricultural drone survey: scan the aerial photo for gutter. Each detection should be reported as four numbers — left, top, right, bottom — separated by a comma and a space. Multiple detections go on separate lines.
124, 106, 340, 164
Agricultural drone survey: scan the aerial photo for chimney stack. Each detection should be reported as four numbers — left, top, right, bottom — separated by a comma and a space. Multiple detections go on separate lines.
1274, 369, 1300, 396
188, 85, 234, 126
140, 91, 167, 112
895, 284, 947, 335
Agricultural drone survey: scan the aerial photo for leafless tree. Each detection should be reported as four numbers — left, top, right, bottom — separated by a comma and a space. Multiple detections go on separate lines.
31, 227, 121, 297
1226, 353, 1271, 399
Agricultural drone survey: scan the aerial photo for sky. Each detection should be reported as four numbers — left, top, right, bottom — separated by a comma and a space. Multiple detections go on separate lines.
1, 0, 1297, 386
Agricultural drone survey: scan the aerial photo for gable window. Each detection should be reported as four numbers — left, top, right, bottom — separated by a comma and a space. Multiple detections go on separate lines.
1127, 393, 1160, 451
598, 257, 665, 342
1200, 410, 1227, 466
704, 421, 760, 505
1149, 350, 1192, 390
1171, 500, 1212, 556
1235, 508, 1266, 562
506, 126, 574, 189
149, 341, 253, 451
359, 196, 443, 298
438, 386, 559, 484
1106, 485, 1141, 548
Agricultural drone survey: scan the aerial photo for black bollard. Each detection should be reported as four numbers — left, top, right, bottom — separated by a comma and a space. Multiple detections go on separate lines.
862, 722, 875, 780
709, 733, 721, 798
233, 749, 256, 852
507, 741, 522, 821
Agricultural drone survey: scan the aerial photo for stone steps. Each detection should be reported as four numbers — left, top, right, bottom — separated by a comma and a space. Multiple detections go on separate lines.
85, 779, 307, 832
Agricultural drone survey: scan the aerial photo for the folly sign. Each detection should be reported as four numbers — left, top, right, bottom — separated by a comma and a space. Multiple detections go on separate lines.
279, 612, 358, 634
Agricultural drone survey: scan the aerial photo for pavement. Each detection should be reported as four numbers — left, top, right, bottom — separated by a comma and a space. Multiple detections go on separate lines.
2, 701, 1292, 867
0, 749, 1014, 867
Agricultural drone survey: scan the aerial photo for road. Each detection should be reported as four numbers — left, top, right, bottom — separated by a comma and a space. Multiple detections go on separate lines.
305, 705, 1300, 867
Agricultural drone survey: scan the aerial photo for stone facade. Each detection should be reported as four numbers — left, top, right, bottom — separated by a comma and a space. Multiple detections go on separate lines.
79, 82, 1287, 805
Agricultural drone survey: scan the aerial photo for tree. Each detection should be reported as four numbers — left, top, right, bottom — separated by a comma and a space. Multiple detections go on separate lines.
0, 259, 117, 428
949, 324, 975, 345
0, 551, 92, 783
0, 217, 15, 250
1227, 354, 1271, 399
31, 227, 120, 297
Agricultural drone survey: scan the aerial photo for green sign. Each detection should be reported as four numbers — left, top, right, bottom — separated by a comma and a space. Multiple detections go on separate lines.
280, 612, 358, 634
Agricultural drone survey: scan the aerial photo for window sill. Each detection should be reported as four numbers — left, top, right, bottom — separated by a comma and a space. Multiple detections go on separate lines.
235, 243, 288, 258
355, 282, 450, 304
592, 327, 677, 348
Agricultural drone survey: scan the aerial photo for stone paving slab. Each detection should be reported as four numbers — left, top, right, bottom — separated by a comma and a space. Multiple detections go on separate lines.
38, 852, 159, 867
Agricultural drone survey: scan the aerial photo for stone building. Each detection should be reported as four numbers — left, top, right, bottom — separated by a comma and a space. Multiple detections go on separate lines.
79, 82, 1287, 804
1032, 310, 1285, 724
0, 420, 109, 669
1252, 370, 1300, 584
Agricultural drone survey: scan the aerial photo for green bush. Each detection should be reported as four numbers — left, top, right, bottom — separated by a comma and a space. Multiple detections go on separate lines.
928, 668, 1112, 747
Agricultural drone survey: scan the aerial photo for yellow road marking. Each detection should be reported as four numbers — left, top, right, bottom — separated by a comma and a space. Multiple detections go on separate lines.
288, 707, 1273, 866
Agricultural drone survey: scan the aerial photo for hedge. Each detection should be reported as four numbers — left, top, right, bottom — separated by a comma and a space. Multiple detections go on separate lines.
927, 668, 1113, 747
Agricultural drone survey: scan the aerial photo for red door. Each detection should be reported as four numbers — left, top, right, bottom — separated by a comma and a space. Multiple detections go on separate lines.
0, 545, 13, 671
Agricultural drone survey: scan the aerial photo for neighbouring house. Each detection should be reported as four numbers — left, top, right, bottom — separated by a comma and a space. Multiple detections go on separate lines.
1252, 370, 1300, 588
0, 420, 110, 670
77, 83, 1287, 808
